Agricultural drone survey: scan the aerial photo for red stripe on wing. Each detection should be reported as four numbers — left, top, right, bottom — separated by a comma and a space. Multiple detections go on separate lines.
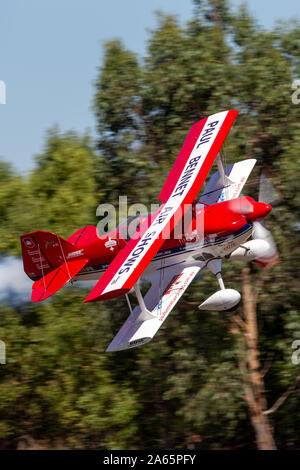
159, 117, 208, 203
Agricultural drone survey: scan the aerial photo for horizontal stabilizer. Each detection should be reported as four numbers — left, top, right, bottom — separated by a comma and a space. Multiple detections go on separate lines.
32, 258, 88, 302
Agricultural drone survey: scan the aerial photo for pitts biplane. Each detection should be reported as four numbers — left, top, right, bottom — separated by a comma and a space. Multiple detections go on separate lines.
21, 110, 279, 351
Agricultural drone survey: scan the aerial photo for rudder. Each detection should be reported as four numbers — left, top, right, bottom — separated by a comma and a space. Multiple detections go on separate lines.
20, 231, 75, 281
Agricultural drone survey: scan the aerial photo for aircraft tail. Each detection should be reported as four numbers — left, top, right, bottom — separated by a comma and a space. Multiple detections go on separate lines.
20, 230, 88, 302
21, 231, 75, 280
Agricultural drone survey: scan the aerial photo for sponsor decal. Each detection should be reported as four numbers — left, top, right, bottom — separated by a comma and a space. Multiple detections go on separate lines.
104, 237, 117, 252
23, 237, 35, 249
232, 176, 245, 199
164, 273, 184, 296
32, 257, 46, 263
129, 338, 146, 347
45, 239, 59, 249
36, 264, 50, 270
158, 271, 195, 322
67, 249, 84, 259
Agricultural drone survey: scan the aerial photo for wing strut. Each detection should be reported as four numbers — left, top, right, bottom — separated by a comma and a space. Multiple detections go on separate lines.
133, 283, 156, 321
216, 153, 233, 193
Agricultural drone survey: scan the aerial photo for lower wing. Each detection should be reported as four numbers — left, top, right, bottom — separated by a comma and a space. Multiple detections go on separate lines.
106, 265, 201, 352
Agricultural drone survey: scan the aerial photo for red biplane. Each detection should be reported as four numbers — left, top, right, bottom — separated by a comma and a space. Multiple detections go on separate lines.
21, 110, 278, 351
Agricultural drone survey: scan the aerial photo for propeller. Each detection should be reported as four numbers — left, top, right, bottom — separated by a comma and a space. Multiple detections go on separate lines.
258, 168, 281, 206
252, 167, 280, 267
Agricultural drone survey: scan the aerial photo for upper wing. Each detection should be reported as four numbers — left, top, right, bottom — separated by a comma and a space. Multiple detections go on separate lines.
84, 110, 238, 303
106, 265, 201, 351
199, 158, 256, 205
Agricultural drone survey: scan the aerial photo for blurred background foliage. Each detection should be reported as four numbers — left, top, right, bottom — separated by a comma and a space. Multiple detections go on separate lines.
0, 0, 299, 449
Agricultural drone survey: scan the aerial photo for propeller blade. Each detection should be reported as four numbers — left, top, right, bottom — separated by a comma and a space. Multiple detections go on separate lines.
252, 221, 280, 267
258, 168, 281, 206
252, 165, 281, 266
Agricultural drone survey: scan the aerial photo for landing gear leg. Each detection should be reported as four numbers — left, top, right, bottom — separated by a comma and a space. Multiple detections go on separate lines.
206, 258, 225, 290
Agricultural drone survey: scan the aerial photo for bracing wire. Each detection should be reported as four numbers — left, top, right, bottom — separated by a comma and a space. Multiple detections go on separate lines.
57, 235, 71, 280
125, 293, 133, 315
220, 146, 229, 201
157, 256, 165, 318
37, 242, 47, 292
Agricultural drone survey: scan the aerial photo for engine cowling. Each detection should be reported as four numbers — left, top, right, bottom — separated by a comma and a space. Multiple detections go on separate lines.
198, 288, 241, 311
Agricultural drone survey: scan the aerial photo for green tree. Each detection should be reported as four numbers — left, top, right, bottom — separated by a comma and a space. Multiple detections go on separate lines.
92, 0, 300, 449
0, 292, 140, 449
0, 161, 28, 254
29, 129, 99, 238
